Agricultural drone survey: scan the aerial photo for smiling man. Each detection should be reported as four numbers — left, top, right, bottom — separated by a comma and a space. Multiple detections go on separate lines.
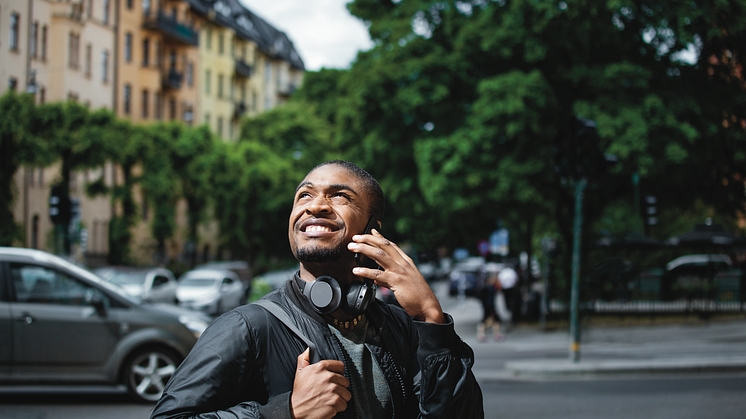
151, 160, 484, 419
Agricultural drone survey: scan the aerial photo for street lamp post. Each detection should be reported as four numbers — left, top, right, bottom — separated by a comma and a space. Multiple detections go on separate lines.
569, 177, 587, 362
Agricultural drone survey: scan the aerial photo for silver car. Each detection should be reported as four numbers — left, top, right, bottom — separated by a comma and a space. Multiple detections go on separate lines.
176, 269, 245, 316
94, 266, 178, 304
0, 247, 211, 402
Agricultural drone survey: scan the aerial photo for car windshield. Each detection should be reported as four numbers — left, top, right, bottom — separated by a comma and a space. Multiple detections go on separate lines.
180, 278, 216, 287
109, 272, 149, 285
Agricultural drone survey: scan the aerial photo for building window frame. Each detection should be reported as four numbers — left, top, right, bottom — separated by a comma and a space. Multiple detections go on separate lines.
10, 12, 20, 51
142, 38, 149, 67
125, 32, 132, 63
68, 32, 81, 70
124, 84, 131, 114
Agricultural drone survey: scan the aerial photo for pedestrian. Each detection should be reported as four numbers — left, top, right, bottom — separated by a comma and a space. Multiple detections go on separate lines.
151, 160, 484, 419
477, 267, 503, 342
498, 265, 519, 329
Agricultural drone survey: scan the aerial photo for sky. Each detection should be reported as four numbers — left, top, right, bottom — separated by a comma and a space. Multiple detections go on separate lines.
239, 0, 375, 71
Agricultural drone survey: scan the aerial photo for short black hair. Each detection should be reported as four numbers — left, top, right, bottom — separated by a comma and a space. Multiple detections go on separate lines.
310, 160, 385, 221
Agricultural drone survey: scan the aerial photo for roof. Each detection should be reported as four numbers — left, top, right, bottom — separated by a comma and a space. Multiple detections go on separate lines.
190, 0, 305, 70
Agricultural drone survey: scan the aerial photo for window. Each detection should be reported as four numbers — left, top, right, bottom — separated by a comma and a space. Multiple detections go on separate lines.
217, 73, 224, 98
39, 87, 45, 104
218, 33, 224, 55
11, 264, 110, 307
217, 117, 223, 137
31, 215, 39, 249
252, 91, 257, 111
205, 70, 211, 95
186, 62, 193, 86
69, 32, 81, 69
126, 0, 133, 10
124, 84, 131, 114
41, 25, 47, 60
85, 43, 92, 77
103, 0, 109, 25
101, 50, 109, 82
154, 91, 161, 119
142, 89, 149, 118
229, 76, 235, 99
169, 98, 176, 120
206, 26, 212, 50
204, 113, 210, 125
10, 12, 20, 51
155, 40, 162, 68
68, 92, 79, 102
31, 22, 38, 58
87, 0, 93, 18
142, 0, 151, 16
125, 32, 132, 63
142, 38, 149, 66
8, 77, 18, 91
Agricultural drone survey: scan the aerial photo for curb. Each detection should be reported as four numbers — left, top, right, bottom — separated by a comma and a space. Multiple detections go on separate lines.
503, 356, 746, 377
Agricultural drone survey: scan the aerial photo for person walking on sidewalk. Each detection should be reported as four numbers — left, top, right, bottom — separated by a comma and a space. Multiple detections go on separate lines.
477, 269, 503, 342
498, 264, 520, 329
150, 160, 484, 419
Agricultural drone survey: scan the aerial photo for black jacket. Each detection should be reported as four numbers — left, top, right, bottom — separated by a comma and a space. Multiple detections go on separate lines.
151, 277, 483, 418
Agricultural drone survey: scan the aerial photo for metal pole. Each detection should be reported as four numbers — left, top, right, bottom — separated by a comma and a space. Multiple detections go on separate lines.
540, 237, 551, 331
569, 178, 587, 363
632, 172, 641, 234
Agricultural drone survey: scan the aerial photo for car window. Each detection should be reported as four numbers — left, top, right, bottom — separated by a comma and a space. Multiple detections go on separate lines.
152, 275, 169, 288
11, 263, 110, 308
222, 277, 233, 285
109, 272, 148, 285
180, 278, 216, 287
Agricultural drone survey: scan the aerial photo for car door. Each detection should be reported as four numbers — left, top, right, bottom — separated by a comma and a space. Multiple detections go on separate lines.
8, 262, 120, 380
149, 274, 173, 303
0, 263, 12, 379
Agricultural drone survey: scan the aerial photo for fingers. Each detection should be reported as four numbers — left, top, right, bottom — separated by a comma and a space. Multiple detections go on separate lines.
292, 357, 350, 419
297, 348, 311, 371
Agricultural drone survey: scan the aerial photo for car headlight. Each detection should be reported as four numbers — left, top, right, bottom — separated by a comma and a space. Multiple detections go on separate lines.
179, 315, 209, 339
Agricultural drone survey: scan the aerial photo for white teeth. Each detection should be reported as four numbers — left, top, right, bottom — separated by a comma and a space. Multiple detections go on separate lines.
306, 225, 332, 232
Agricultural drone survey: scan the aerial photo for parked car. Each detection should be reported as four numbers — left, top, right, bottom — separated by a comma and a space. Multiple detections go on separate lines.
0, 247, 211, 402
448, 257, 488, 297
193, 260, 251, 298
94, 266, 178, 304
176, 269, 245, 316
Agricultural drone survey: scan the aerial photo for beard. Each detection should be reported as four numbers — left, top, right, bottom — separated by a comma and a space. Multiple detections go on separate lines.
295, 244, 344, 263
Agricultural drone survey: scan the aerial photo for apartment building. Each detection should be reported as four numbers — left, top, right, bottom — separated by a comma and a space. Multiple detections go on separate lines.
3, 0, 304, 266
2, 0, 116, 261
191, 0, 305, 141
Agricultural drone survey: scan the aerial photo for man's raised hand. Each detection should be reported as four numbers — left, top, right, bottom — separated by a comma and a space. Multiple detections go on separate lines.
290, 348, 351, 419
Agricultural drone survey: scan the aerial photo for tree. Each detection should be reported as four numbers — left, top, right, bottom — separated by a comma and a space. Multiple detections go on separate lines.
0, 92, 45, 245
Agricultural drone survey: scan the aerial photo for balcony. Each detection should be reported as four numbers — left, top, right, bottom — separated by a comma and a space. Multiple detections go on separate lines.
277, 83, 297, 97
163, 69, 183, 90
234, 101, 247, 119
235, 59, 253, 78
144, 12, 199, 46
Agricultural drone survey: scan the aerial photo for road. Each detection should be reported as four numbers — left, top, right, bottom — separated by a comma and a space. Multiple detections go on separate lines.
1, 280, 744, 418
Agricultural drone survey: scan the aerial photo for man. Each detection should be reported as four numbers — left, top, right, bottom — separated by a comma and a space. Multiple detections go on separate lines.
151, 160, 483, 419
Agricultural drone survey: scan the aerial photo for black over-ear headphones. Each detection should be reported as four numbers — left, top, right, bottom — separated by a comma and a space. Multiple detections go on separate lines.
300, 275, 376, 317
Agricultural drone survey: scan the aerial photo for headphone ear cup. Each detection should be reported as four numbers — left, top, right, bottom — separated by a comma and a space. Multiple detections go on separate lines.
343, 279, 376, 317
303, 276, 342, 314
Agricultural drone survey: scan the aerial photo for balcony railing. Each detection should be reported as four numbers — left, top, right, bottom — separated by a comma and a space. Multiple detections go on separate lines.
144, 11, 198, 46
277, 83, 297, 97
163, 69, 183, 90
234, 101, 247, 119
235, 59, 253, 78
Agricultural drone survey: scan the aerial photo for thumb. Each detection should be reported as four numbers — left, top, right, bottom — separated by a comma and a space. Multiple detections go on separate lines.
296, 347, 311, 371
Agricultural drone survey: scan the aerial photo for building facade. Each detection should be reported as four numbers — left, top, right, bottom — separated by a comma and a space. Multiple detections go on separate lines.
3, 0, 304, 267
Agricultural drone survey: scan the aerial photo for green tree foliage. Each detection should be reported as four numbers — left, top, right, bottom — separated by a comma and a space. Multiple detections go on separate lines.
0, 92, 44, 245
213, 102, 338, 271
333, 0, 746, 265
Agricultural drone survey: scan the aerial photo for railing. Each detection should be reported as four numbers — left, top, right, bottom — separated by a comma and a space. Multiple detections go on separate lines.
143, 11, 198, 46
163, 69, 183, 90
235, 60, 253, 78
234, 101, 247, 119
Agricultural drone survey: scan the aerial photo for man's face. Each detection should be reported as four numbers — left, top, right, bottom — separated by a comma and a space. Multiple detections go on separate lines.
289, 164, 370, 265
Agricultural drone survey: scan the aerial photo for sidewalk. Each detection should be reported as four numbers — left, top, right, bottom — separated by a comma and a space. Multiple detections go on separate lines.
443, 296, 746, 379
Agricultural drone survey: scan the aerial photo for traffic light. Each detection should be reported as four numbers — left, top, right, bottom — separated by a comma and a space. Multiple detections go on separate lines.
554, 116, 605, 181
645, 196, 657, 226
49, 185, 71, 226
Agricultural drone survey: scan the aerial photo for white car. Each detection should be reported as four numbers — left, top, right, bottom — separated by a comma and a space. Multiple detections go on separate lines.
176, 269, 245, 316
95, 266, 178, 304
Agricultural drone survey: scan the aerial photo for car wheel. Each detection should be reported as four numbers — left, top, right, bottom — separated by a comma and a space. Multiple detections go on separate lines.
123, 347, 180, 403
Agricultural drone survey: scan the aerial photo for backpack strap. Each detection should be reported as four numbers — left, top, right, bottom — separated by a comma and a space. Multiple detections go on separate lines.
253, 299, 320, 363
